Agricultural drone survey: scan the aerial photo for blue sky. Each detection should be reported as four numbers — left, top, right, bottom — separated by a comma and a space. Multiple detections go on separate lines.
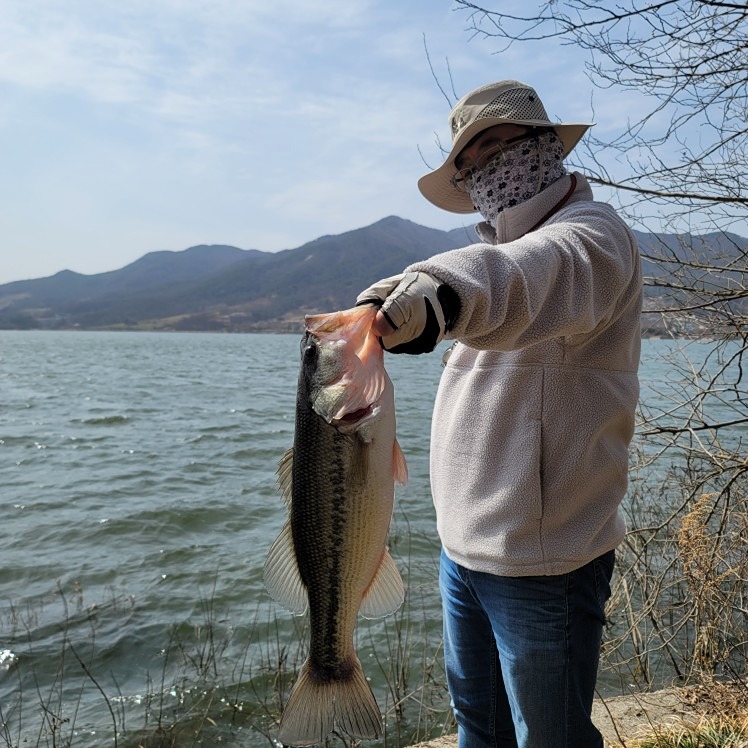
1, 0, 652, 284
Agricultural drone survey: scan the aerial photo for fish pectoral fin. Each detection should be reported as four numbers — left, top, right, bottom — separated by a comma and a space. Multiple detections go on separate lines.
359, 548, 405, 619
263, 521, 308, 615
393, 438, 408, 485
276, 447, 294, 508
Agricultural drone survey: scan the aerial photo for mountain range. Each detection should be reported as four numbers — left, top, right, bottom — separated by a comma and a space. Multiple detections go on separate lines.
1, 215, 745, 334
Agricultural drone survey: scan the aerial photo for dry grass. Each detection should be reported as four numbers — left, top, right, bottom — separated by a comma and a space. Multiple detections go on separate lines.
602, 683, 748, 748
629, 716, 748, 748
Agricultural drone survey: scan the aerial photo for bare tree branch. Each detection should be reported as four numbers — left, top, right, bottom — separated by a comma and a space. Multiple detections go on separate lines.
453, 0, 748, 691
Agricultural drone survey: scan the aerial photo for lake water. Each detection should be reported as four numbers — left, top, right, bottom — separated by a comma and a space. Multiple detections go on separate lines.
0, 331, 741, 747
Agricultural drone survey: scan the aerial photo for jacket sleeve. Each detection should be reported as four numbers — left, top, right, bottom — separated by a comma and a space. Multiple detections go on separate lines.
405, 202, 641, 352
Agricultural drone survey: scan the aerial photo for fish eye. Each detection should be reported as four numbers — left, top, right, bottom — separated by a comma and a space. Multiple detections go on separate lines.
301, 339, 318, 365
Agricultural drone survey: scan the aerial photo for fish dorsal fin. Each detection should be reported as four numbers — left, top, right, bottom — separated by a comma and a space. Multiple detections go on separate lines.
276, 447, 294, 507
359, 548, 404, 619
393, 439, 408, 486
263, 521, 308, 615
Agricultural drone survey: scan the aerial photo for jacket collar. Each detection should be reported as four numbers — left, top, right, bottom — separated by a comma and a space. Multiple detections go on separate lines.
475, 171, 593, 245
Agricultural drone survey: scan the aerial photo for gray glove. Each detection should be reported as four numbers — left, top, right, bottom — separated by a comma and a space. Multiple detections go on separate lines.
356, 271, 460, 354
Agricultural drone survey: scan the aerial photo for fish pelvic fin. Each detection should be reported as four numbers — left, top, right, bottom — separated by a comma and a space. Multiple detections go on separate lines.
359, 548, 405, 619
276, 447, 294, 508
393, 438, 408, 485
278, 656, 382, 747
263, 521, 307, 615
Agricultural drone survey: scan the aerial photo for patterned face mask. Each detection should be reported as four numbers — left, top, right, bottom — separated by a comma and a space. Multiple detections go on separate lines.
467, 131, 566, 226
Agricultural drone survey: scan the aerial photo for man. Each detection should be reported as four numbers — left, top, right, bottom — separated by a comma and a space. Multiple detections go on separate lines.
357, 80, 642, 747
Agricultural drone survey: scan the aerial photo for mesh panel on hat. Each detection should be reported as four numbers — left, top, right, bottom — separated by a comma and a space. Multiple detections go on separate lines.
477, 87, 549, 122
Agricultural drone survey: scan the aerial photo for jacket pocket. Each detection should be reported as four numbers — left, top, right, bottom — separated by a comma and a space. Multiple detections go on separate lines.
593, 549, 615, 624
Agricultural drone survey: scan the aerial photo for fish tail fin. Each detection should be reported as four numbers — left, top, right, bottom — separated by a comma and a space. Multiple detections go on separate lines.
278, 657, 382, 746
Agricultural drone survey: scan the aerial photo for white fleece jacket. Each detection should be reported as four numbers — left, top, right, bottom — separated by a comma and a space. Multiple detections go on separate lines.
407, 172, 642, 576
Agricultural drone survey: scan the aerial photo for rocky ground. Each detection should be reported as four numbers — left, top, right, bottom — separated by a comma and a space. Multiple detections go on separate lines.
414, 682, 748, 747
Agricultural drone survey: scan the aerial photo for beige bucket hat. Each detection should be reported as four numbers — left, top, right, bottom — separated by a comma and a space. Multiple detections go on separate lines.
418, 80, 593, 213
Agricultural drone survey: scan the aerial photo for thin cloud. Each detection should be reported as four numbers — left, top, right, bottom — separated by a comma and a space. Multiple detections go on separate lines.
0, 0, 686, 285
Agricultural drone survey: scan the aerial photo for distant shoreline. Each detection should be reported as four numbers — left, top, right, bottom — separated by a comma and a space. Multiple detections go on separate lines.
0, 325, 720, 340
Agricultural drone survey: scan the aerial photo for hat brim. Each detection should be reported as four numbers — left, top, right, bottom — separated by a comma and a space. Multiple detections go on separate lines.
418, 118, 593, 213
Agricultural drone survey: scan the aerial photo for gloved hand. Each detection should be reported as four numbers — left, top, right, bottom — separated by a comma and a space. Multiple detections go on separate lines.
356, 271, 460, 354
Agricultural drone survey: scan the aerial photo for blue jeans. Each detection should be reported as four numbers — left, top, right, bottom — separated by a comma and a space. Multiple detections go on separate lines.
439, 549, 614, 748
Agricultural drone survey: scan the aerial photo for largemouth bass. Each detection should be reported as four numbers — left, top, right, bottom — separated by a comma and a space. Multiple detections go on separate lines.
264, 304, 408, 746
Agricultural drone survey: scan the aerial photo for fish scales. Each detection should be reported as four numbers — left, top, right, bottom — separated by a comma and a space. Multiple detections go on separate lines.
292, 410, 361, 671
263, 305, 408, 746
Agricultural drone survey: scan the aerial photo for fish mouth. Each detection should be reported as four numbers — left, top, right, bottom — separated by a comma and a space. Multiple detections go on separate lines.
334, 403, 374, 425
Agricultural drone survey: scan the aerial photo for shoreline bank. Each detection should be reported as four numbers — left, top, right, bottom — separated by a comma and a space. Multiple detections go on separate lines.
413, 684, 747, 747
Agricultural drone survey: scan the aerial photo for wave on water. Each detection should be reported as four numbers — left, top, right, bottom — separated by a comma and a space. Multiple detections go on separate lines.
3, 332, 743, 745
0, 649, 17, 671
74, 415, 130, 426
